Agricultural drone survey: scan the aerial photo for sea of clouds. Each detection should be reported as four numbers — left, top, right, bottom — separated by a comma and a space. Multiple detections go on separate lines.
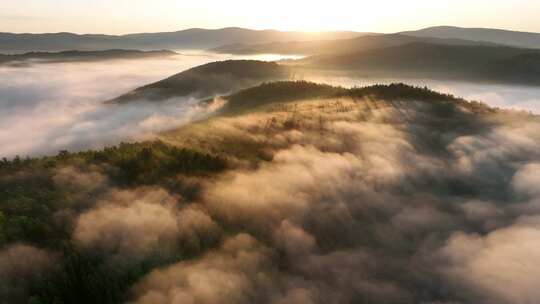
1, 54, 539, 159
2, 55, 540, 303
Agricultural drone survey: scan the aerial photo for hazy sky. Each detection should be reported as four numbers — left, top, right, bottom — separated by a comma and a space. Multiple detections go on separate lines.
2, 0, 540, 34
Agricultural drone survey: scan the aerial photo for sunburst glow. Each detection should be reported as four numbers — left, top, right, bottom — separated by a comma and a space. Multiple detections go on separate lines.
2, 0, 539, 34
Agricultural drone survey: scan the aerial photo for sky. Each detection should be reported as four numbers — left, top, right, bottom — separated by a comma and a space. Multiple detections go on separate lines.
2, 0, 540, 34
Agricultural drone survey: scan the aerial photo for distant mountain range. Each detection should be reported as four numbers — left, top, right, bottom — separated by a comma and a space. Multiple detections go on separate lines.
213, 33, 497, 55
400, 26, 540, 49
5, 25, 540, 89
214, 26, 540, 55
0, 28, 363, 52
0, 49, 175, 66
3, 26, 540, 55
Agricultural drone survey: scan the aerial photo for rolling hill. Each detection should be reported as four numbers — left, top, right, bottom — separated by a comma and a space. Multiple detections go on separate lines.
108, 60, 292, 103
400, 26, 540, 49
2, 79, 539, 304
211, 33, 495, 56
0, 28, 364, 52
298, 42, 540, 85
0, 49, 176, 65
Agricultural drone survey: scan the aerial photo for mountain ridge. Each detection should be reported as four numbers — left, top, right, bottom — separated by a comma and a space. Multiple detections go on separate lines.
400, 25, 540, 49
212, 33, 498, 55
297, 42, 540, 85
0, 27, 365, 52
0, 49, 176, 65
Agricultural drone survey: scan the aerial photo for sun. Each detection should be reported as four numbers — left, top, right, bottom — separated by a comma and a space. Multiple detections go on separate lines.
245, 1, 379, 33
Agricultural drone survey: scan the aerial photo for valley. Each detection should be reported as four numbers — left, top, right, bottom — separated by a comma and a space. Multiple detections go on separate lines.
2, 12, 540, 303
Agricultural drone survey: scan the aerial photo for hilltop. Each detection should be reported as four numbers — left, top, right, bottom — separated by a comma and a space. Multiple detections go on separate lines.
297, 42, 540, 85
216, 80, 491, 114
400, 25, 540, 49
108, 60, 291, 103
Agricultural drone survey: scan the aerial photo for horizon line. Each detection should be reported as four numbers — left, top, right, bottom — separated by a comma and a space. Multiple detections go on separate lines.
3, 24, 540, 36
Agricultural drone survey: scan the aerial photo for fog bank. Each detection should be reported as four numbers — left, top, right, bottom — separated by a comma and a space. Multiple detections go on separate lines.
0, 52, 299, 158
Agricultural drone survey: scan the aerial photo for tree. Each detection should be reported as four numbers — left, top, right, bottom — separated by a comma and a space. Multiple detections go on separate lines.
0, 211, 6, 245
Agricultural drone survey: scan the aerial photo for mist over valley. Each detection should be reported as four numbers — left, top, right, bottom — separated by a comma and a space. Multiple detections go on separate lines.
2, 6, 540, 303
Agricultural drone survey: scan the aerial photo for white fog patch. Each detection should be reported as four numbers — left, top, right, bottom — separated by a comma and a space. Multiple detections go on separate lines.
512, 163, 540, 197
130, 233, 272, 304
0, 52, 295, 158
431, 82, 540, 113
439, 217, 540, 304
73, 187, 221, 260
41, 97, 209, 154
0, 55, 203, 158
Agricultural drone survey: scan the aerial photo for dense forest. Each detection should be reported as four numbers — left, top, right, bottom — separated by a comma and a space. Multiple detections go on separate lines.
2, 82, 539, 304
1, 141, 226, 304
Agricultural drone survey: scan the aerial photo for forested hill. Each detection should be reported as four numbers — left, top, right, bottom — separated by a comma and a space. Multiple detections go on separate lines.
2, 81, 537, 304
218, 81, 491, 114
0, 28, 363, 52
108, 60, 291, 103
299, 42, 540, 85
400, 25, 540, 49
0, 49, 176, 65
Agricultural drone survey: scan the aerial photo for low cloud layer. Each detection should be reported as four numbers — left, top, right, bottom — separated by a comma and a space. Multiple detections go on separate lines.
3, 58, 540, 158
3, 58, 540, 303
73, 188, 221, 260
130, 233, 272, 304
3, 89, 540, 304
439, 217, 540, 304
120, 97, 540, 303
0, 54, 234, 158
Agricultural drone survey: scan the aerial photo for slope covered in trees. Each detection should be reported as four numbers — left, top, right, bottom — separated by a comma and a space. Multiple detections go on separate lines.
109, 60, 291, 103
300, 42, 540, 85
218, 81, 490, 114
2, 81, 539, 304
400, 25, 540, 49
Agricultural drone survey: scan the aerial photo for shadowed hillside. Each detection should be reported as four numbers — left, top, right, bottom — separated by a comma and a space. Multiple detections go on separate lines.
109, 60, 291, 103
300, 42, 540, 85
220, 81, 345, 113
401, 26, 540, 49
